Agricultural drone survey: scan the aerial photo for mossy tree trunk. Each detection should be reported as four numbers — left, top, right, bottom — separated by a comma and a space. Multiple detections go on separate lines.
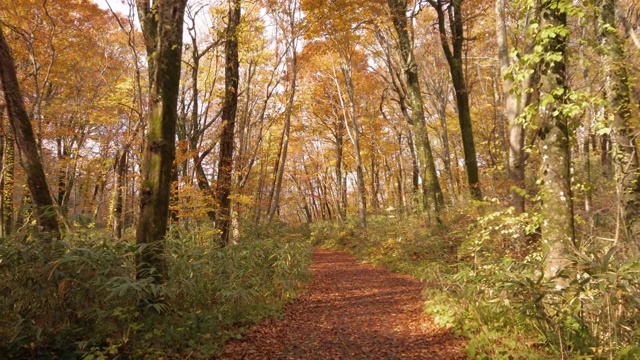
599, 0, 640, 255
388, 0, 444, 219
537, 0, 575, 284
0, 26, 59, 240
216, 0, 241, 246
135, 0, 187, 284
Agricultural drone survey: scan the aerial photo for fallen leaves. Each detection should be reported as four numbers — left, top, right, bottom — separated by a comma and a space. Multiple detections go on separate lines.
218, 248, 467, 359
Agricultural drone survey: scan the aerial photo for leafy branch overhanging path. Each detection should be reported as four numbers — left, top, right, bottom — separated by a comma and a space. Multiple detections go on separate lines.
219, 248, 467, 359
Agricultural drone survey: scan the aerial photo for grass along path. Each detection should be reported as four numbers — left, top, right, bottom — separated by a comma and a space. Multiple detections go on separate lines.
218, 248, 467, 359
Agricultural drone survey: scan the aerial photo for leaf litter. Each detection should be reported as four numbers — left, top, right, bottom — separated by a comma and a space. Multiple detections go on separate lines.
218, 248, 467, 359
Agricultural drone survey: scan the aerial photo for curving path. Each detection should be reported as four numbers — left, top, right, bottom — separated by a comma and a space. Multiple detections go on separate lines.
218, 248, 467, 359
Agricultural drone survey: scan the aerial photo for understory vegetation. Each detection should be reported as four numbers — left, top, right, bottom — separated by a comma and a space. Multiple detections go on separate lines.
311, 201, 640, 359
0, 223, 311, 359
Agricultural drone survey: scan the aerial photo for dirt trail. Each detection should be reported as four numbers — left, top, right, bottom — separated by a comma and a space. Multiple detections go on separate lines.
218, 248, 467, 359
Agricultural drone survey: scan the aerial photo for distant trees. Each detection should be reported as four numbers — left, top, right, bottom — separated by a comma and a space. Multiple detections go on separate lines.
2, 0, 640, 272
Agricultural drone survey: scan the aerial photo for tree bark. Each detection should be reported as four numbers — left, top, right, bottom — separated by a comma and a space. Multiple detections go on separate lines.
0, 26, 60, 239
339, 59, 367, 229
428, 0, 481, 200
388, 0, 444, 217
496, 0, 524, 213
268, 34, 298, 222
335, 116, 347, 221
112, 150, 127, 240
136, 0, 187, 285
0, 106, 14, 236
216, 0, 241, 246
537, 0, 575, 284
599, 0, 640, 254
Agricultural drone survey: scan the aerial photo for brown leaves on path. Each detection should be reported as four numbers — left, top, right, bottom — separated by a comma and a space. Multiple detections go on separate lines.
218, 248, 467, 359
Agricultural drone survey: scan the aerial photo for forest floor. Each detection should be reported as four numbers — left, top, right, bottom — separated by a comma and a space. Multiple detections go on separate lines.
218, 248, 468, 359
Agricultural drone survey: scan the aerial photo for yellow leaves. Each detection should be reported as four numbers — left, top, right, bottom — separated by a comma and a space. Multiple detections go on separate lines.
229, 193, 254, 205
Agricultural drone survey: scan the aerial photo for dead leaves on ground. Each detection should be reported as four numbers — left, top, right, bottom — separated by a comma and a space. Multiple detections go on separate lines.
218, 249, 467, 359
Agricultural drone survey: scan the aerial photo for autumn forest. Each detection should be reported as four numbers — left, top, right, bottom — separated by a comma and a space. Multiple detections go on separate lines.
0, 0, 639, 358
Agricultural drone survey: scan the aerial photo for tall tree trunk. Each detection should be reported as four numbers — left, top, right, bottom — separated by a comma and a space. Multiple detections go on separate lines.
216, 0, 241, 246
135, 0, 187, 285
340, 59, 367, 229
599, 0, 640, 254
0, 26, 60, 240
497, 0, 524, 213
187, 20, 217, 223
268, 42, 297, 222
428, 0, 481, 200
389, 0, 444, 217
335, 117, 347, 221
537, 0, 575, 284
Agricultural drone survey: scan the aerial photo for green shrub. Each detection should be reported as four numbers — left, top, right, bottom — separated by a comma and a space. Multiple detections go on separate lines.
313, 208, 640, 359
0, 224, 312, 359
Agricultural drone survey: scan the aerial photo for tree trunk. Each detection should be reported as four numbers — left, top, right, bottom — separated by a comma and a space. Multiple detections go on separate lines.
407, 132, 420, 210
0, 26, 60, 240
389, 0, 444, 217
216, 0, 241, 246
496, 0, 525, 213
599, 0, 640, 254
340, 60, 367, 229
0, 106, 14, 236
429, 0, 481, 200
268, 41, 297, 222
111, 151, 127, 240
438, 101, 456, 204
537, 0, 575, 284
136, 0, 187, 285
335, 117, 347, 221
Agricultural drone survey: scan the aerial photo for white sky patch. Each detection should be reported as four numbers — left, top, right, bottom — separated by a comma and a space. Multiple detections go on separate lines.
93, 0, 132, 17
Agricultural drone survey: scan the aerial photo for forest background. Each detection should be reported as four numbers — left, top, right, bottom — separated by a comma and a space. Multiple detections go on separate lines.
0, 0, 639, 358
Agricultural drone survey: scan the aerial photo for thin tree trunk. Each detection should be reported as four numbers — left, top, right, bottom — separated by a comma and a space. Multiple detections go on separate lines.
335, 116, 347, 221
0, 106, 14, 236
268, 42, 297, 222
407, 132, 421, 210
428, 0, 481, 200
0, 26, 60, 239
341, 61, 367, 229
215, 0, 241, 246
112, 151, 127, 240
438, 102, 456, 203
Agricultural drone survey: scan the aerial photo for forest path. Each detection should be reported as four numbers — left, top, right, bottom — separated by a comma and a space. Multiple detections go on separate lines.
218, 248, 467, 359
